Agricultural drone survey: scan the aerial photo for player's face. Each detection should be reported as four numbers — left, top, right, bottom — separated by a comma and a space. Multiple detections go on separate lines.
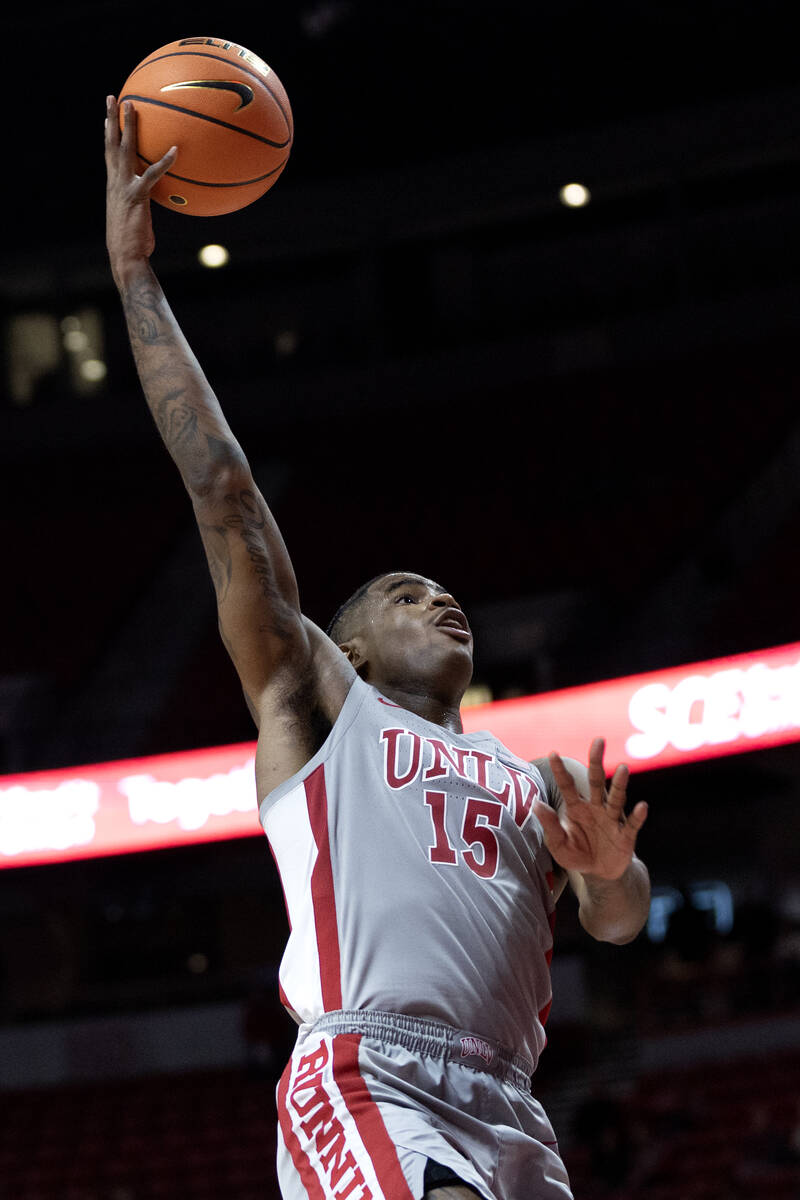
357, 573, 474, 699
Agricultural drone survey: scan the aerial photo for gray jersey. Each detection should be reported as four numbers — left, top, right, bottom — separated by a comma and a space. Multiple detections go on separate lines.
260, 676, 558, 1068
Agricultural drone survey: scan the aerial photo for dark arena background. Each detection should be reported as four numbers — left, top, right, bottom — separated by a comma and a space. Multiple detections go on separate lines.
2, 2, 800, 1198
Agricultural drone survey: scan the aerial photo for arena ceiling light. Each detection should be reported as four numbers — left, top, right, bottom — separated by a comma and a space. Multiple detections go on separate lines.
198, 243, 230, 268
559, 182, 591, 207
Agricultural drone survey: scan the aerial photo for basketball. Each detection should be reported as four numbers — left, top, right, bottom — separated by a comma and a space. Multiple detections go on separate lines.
118, 36, 293, 216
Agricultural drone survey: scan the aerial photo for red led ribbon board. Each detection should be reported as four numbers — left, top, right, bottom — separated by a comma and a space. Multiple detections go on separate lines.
2, 641, 798, 868
0, 743, 259, 869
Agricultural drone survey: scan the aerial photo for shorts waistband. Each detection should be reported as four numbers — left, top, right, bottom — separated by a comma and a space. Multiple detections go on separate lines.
310, 1009, 533, 1091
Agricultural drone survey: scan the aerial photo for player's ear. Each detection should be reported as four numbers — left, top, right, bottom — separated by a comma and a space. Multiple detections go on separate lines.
340, 638, 368, 672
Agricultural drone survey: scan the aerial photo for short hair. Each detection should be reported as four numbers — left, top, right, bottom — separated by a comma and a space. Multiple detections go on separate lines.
327, 569, 439, 646
325, 573, 391, 646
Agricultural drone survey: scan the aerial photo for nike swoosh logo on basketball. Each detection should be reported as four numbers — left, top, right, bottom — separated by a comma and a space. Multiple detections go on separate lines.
160, 80, 255, 112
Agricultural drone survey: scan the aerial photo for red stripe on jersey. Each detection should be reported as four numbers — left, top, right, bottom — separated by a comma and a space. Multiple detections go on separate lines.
305, 764, 343, 1011
277, 1060, 328, 1200
332, 1034, 416, 1200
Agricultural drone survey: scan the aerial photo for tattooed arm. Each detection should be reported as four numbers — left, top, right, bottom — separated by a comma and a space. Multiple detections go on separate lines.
104, 96, 352, 729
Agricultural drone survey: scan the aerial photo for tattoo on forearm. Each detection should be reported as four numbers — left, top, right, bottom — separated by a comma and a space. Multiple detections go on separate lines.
123, 279, 169, 346
152, 389, 200, 447
121, 275, 248, 499
206, 433, 241, 470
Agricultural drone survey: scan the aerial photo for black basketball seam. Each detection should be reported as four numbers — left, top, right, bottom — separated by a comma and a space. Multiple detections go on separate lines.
137, 153, 288, 188
119, 93, 291, 149
129, 51, 293, 137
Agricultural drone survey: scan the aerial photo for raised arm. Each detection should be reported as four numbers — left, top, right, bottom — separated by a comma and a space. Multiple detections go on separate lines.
104, 97, 353, 742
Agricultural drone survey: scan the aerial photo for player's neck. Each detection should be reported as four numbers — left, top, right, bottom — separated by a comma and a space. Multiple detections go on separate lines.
375, 682, 464, 734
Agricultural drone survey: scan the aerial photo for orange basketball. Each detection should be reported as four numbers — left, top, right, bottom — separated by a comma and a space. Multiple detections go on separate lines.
119, 36, 293, 216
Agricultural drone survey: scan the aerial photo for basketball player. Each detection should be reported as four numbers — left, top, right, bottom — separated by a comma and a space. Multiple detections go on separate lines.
105, 98, 650, 1200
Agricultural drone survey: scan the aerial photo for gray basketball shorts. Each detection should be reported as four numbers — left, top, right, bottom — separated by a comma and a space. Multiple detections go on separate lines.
276, 1009, 574, 1200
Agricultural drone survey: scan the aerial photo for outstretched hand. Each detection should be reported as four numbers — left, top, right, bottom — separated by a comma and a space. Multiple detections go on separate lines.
533, 738, 648, 881
104, 96, 177, 283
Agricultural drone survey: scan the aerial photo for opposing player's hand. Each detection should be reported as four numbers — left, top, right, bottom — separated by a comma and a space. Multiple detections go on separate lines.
104, 96, 176, 285
533, 738, 648, 880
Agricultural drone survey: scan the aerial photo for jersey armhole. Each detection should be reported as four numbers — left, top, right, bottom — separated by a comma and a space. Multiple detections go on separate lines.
258, 675, 370, 824
531, 757, 569, 898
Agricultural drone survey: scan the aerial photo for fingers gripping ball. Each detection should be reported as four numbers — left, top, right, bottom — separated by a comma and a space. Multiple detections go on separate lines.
119, 36, 293, 216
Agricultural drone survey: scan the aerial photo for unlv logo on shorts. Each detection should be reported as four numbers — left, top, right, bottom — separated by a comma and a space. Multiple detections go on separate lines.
460, 1035, 495, 1066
